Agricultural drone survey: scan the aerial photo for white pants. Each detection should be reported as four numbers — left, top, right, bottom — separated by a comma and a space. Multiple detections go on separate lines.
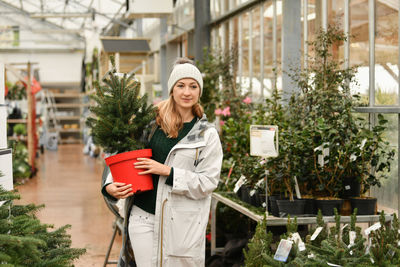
128, 205, 155, 267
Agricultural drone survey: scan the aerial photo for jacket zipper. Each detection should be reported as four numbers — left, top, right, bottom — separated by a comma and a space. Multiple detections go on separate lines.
160, 198, 168, 267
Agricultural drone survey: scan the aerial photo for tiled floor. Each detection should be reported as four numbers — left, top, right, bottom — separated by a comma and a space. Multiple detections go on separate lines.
15, 144, 122, 266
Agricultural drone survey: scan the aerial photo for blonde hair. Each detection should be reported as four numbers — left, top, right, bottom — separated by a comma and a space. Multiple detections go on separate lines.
156, 97, 204, 138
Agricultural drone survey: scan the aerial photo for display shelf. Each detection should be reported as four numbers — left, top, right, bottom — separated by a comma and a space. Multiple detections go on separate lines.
7, 119, 40, 123
210, 192, 393, 256
49, 103, 89, 108
44, 88, 86, 144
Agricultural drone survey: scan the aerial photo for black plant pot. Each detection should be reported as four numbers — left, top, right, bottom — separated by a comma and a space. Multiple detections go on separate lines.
276, 199, 306, 217
236, 186, 262, 207
268, 195, 281, 217
350, 197, 377, 215
315, 199, 344, 216
341, 177, 361, 199
303, 198, 317, 215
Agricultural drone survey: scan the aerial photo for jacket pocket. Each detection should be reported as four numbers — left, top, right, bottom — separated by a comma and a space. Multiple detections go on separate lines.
164, 205, 203, 257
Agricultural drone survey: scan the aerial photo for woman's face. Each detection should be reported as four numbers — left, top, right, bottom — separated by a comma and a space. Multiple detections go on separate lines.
172, 78, 200, 111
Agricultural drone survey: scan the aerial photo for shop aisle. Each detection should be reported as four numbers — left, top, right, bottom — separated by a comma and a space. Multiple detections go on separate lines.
15, 144, 122, 266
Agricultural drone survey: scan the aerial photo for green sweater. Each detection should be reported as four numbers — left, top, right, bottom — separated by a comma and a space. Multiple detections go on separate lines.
133, 117, 197, 214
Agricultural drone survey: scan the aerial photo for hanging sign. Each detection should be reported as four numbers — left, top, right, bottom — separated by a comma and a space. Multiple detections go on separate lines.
250, 125, 278, 158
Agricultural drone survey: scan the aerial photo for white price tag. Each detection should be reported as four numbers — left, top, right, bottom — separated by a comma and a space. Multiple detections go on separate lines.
250, 125, 278, 158
349, 231, 356, 247
290, 232, 306, 252
311, 227, 323, 241
345, 185, 351, 190
365, 222, 381, 236
233, 175, 247, 193
274, 239, 293, 262
327, 262, 342, 267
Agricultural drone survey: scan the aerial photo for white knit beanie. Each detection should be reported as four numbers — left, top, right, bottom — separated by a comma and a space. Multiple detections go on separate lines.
167, 63, 203, 96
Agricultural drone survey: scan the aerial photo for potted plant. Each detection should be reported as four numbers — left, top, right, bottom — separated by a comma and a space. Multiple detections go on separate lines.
286, 25, 359, 215
86, 56, 156, 193
347, 114, 395, 215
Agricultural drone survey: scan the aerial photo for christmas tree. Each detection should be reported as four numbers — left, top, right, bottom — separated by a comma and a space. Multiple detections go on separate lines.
86, 55, 156, 154
369, 211, 400, 265
297, 208, 370, 266
243, 215, 273, 267
0, 186, 86, 265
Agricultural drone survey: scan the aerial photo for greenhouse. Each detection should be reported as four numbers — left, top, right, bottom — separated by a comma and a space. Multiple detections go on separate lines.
1, 0, 400, 266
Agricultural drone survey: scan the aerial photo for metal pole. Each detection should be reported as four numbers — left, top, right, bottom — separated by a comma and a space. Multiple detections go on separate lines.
344, 0, 350, 69
265, 169, 269, 216
303, 0, 308, 70
369, 0, 375, 106
322, 0, 327, 30
260, 4, 264, 100
272, 0, 277, 90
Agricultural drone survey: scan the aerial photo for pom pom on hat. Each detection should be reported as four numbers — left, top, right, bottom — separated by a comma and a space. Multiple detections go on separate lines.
167, 63, 203, 96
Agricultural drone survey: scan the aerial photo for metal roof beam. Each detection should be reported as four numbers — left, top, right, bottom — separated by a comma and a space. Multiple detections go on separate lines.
0, 0, 84, 41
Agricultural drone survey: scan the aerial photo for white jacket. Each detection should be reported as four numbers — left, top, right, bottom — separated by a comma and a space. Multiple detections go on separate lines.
152, 116, 222, 267
103, 115, 223, 267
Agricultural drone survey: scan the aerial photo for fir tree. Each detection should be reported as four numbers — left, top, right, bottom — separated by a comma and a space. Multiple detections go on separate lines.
308, 210, 328, 247
0, 186, 85, 266
86, 55, 156, 154
369, 211, 400, 265
297, 208, 370, 266
243, 215, 273, 267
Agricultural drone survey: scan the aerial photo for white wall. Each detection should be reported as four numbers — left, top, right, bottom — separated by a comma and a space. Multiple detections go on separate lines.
0, 51, 84, 84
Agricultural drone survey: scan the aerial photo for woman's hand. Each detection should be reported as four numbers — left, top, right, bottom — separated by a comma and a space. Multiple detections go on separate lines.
106, 182, 133, 199
134, 158, 171, 176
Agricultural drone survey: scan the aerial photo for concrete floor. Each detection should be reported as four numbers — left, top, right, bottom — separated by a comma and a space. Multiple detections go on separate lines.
15, 144, 122, 266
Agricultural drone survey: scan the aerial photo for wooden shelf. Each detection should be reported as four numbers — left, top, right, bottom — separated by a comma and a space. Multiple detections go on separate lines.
59, 129, 81, 133
57, 116, 81, 120
51, 93, 85, 98
50, 103, 89, 108
7, 119, 40, 124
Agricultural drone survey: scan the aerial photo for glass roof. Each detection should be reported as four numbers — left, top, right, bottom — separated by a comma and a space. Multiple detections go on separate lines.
0, 0, 129, 36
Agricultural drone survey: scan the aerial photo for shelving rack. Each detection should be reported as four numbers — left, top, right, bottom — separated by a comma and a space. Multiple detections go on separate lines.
42, 83, 87, 144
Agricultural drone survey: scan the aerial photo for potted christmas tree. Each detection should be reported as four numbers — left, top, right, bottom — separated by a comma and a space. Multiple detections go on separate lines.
86, 56, 156, 193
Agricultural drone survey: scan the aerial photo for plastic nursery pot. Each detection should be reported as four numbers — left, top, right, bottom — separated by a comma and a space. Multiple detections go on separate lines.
350, 197, 377, 215
340, 177, 361, 199
105, 149, 153, 193
276, 199, 306, 217
315, 198, 344, 216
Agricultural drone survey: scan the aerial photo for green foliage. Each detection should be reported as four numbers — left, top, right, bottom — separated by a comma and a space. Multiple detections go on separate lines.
198, 48, 237, 122
86, 55, 156, 154
8, 140, 31, 180
243, 216, 273, 267
5, 81, 26, 100
0, 186, 86, 265
369, 211, 400, 265
13, 123, 26, 136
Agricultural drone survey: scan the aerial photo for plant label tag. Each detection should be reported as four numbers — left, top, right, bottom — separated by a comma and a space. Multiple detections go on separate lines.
294, 176, 301, 199
273, 239, 292, 262
345, 185, 351, 190
308, 253, 315, 258
365, 222, 381, 236
290, 232, 306, 251
349, 231, 356, 247
233, 175, 247, 193
341, 224, 348, 231
327, 262, 342, 267
311, 227, 323, 241
250, 125, 278, 158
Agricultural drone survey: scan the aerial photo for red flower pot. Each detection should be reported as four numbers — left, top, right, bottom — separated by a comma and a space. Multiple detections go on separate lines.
105, 149, 154, 193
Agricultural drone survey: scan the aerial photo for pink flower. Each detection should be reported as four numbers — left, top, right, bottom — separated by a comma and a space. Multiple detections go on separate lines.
222, 106, 231, 116
243, 97, 252, 104
219, 120, 225, 126
214, 108, 222, 115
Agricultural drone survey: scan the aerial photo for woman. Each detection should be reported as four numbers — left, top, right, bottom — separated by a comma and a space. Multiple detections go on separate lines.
102, 57, 223, 267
